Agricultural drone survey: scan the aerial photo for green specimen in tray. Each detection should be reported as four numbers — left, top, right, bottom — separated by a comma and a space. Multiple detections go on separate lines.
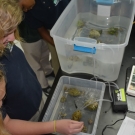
107, 27, 119, 36
72, 110, 82, 121
60, 96, 66, 103
77, 20, 85, 28
82, 126, 87, 133
85, 100, 98, 111
89, 29, 102, 38
68, 88, 81, 97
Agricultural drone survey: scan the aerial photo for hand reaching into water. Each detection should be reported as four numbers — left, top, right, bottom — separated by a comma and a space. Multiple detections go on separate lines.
56, 119, 84, 135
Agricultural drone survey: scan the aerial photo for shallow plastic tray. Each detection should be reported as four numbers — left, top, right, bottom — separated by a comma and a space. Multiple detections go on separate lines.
42, 76, 106, 135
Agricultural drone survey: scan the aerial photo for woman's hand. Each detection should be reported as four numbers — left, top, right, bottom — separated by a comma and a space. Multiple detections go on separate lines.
56, 119, 84, 135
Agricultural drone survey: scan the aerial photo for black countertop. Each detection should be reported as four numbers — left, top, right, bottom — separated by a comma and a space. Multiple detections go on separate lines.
39, 25, 135, 135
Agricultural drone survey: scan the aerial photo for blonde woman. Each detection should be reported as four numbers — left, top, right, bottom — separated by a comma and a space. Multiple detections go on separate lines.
0, 0, 83, 134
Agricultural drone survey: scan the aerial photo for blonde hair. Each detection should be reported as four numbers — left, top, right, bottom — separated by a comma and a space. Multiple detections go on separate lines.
0, 113, 11, 135
0, 0, 23, 56
0, 67, 5, 82
0, 65, 9, 134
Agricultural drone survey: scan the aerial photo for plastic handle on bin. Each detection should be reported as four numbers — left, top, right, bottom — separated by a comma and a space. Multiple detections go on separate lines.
96, 0, 114, 5
74, 44, 96, 54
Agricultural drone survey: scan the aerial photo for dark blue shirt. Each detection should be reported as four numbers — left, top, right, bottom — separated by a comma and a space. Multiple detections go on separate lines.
19, 20, 41, 43
0, 46, 42, 120
25, 0, 70, 29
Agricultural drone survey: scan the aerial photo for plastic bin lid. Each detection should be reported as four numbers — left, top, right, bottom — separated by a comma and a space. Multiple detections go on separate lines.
74, 37, 97, 44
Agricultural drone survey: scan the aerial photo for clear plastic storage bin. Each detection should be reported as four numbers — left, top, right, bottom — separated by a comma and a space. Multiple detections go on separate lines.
42, 76, 106, 135
51, 0, 135, 81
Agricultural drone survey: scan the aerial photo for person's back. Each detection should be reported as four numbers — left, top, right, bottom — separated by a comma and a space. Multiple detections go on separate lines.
1, 45, 42, 120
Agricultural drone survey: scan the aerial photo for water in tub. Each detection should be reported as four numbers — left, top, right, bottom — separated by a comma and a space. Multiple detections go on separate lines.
58, 12, 128, 80
58, 53, 121, 81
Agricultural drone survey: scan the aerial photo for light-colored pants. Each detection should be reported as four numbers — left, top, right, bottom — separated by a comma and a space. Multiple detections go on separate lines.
21, 39, 53, 88
30, 92, 47, 122
47, 42, 60, 75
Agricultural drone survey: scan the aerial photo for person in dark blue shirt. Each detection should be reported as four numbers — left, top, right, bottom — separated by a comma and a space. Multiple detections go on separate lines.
19, 20, 53, 94
18, 0, 71, 83
19, 0, 70, 44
